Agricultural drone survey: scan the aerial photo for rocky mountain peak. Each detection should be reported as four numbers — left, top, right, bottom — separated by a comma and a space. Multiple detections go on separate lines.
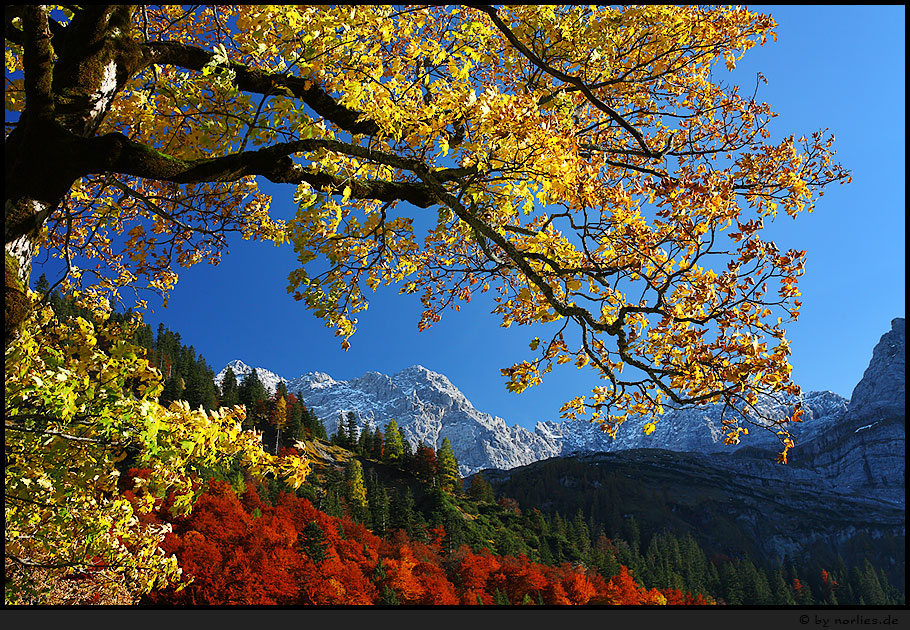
213, 317, 903, 486
847, 317, 905, 423
215, 360, 286, 394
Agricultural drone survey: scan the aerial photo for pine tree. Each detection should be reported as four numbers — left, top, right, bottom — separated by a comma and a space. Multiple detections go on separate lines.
299, 521, 329, 564
570, 509, 591, 557
160, 375, 185, 407
854, 560, 887, 605
389, 487, 416, 535
358, 425, 373, 456
740, 559, 773, 605
537, 536, 554, 566
493, 588, 511, 605
679, 533, 709, 598
237, 369, 268, 411
370, 427, 384, 460
436, 437, 461, 493
623, 515, 641, 554
34, 272, 50, 296
366, 471, 390, 536
400, 433, 414, 466
332, 416, 348, 447
467, 473, 495, 503
719, 561, 744, 605
301, 402, 328, 441
345, 412, 359, 450
344, 458, 368, 522
592, 533, 620, 581
384, 420, 404, 463
182, 364, 208, 411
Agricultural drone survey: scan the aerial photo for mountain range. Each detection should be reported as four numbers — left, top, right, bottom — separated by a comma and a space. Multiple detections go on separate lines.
216, 318, 905, 508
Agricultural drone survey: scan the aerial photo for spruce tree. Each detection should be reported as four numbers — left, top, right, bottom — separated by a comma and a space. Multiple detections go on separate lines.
301, 402, 328, 440
237, 369, 268, 410
332, 419, 348, 447
389, 487, 416, 535
436, 437, 461, 493
345, 458, 368, 522
34, 272, 50, 296
300, 521, 329, 564
571, 509, 591, 557
286, 395, 303, 441
400, 433, 414, 466
384, 420, 404, 463
719, 561, 744, 605
345, 412, 359, 450
467, 472, 495, 503
493, 589, 511, 605
740, 559, 773, 605
366, 471, 390, 536
358, 425, 371, 455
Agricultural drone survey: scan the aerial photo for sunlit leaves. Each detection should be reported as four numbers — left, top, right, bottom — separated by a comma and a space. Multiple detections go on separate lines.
4, 297, 308, 603
11, 5, 850, 468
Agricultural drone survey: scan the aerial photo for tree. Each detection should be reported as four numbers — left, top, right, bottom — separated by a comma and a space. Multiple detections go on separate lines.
301, 402, 328, 441
384, 420, 405, 463
344, 458, 368, 521
237, 369, 268, 412
5, 5, 851, 459
436, 437, 461, 493
270, 394, 288, 455
366, 471, 390, 536
345, 412, 360, 451
467, 472, 496, 504
4, 307, 308, 603
5, 5, 851, 600
411, 442, 438, 481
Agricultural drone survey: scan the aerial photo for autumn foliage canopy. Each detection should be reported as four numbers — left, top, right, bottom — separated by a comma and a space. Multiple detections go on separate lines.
6, 5, 849, 452
5, 4, 850, 603
139, 475, 707, 606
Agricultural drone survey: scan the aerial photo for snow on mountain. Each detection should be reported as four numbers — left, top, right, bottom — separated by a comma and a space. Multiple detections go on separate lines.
536, 389, 849, 457
212, 318, 902, 509
215, 317, 909, 479
215, 359, 288, 395
215, 357, 849, 475
286, 364, 561, 476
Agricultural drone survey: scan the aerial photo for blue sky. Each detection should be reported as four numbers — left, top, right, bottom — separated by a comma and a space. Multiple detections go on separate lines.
33, 5, 905, 431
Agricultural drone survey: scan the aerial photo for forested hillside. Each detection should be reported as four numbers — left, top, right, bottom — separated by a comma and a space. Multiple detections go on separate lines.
8, 289, 903, 606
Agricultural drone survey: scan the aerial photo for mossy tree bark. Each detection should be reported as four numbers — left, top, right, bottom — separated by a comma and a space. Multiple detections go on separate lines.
4, 5, 455, 348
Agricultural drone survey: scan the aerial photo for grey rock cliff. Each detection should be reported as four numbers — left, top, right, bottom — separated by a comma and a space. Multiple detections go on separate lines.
284, 364, 561, 476
846, 318, 905, 422
215, 319, 904, 494
791, 318, 905, 505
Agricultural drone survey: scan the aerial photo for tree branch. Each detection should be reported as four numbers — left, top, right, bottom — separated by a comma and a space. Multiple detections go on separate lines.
142, 40, 381, 136
19, 5, 56, 125
85, 133, 478, 208
474, 5, 661, 159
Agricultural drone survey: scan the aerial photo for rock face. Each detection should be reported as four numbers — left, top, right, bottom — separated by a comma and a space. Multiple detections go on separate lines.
215, 359, 287, 395
215, 319, 904, 494
284, 365, 561, 476
536, 389, 849, 457
790, 318, 905, 505
845, 318, 905, 422
483, 447, 905, 571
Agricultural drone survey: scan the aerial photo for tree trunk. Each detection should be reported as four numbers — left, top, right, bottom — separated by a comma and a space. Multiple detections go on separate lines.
5, 6, 144, 347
